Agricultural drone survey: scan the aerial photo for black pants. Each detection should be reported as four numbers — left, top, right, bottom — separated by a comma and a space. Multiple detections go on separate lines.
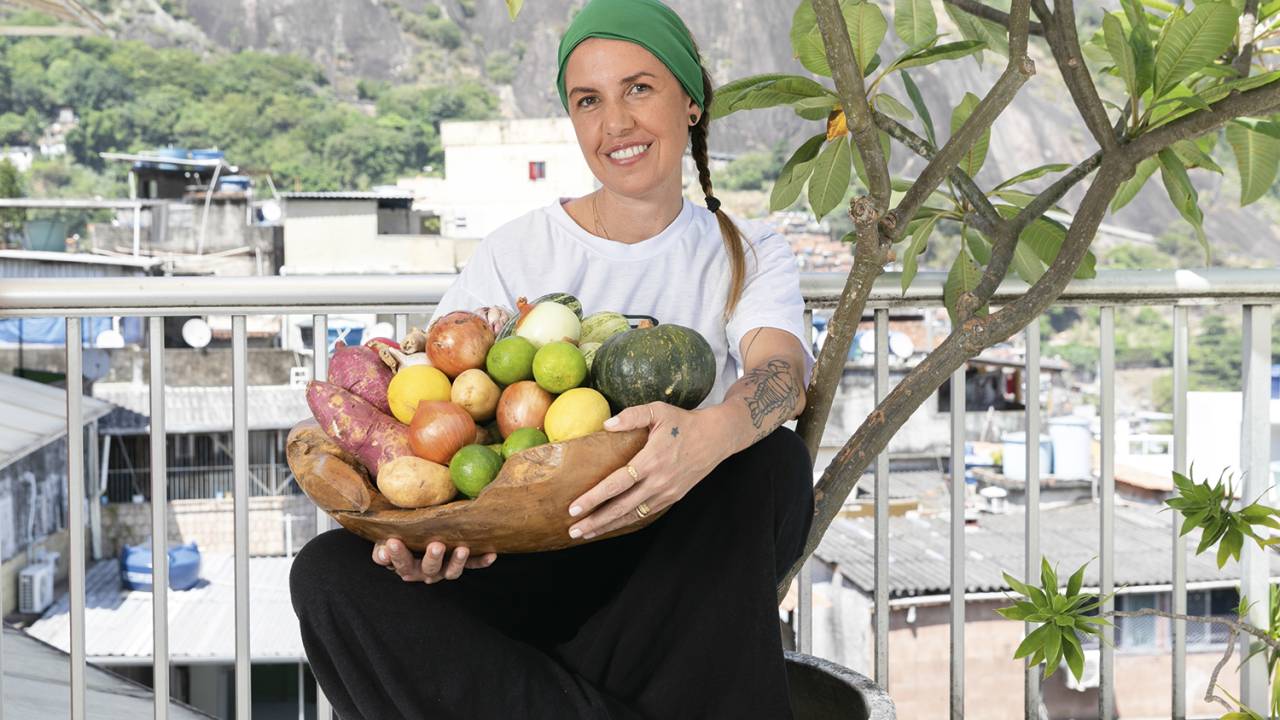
290, 427, 815, 720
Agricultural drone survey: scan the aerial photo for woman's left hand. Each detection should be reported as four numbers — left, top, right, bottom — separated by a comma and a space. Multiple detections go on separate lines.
567, 402, 730, 540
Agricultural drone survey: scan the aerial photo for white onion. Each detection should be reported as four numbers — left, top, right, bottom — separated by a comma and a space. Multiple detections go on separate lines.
515, 302, 581, 349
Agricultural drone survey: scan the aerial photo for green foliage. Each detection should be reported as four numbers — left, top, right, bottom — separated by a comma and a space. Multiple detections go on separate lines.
485, 50, 518, 85
995, 559, 1110, 682
1166, 469, 1280, 568
720, 151, 783, 191
0, 158, 24, 245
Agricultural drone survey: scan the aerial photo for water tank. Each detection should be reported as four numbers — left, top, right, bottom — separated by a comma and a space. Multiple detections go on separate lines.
217, 174, 252, 191
1001, 432, 1052, 481
120, 542, 202, 592
1048, 416, 1093, 480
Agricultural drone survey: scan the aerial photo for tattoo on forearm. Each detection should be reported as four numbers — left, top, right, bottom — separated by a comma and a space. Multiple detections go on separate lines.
741, 359, 799, 440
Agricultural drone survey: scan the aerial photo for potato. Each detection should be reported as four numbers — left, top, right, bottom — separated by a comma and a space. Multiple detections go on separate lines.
377, 456, 457, 509
451, 369, 501, 422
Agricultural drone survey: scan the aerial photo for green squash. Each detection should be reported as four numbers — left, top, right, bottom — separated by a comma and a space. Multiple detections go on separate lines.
496, 292, 582, 341
590, 324, 716, 411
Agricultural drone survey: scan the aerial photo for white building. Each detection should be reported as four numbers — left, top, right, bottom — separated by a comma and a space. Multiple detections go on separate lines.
399, 118, 598, 239
1, 146, 35, 172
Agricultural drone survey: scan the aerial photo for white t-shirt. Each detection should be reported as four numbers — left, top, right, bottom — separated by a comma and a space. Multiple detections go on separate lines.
428, 199, 814, 409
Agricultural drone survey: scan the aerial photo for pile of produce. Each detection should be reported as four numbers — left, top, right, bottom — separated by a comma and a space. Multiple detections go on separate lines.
304, 293, 717, 510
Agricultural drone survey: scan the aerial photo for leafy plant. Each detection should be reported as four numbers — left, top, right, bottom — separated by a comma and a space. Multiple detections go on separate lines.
995, 558, 1110, 680
1166, 469, 1280, 568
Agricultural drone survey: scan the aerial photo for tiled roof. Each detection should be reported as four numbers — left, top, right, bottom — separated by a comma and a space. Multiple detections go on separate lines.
815, 501, 1280, 599
26, 553, 304, 663
0, 374, 113, 471
94, 383, 310, 435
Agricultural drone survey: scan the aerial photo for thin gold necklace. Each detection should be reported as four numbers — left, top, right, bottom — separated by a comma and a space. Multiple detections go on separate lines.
591, 192, 612, 240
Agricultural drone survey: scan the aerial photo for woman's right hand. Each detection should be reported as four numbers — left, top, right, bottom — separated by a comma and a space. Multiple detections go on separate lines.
373, 537, 497, 583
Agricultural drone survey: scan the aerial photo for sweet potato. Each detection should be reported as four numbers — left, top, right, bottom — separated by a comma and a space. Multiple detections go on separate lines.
328, 343, 394, 415
306, 381, 412, 476
376, 456, 456, 509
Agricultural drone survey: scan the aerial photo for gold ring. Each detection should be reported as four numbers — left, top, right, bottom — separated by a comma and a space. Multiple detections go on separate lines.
625, 464, 639, 481
635, 502, 651, 519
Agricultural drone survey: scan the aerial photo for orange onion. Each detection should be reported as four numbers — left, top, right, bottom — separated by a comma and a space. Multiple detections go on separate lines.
408, 400, 477, 465
496, 381, 553, 438
427, 311, 495, 378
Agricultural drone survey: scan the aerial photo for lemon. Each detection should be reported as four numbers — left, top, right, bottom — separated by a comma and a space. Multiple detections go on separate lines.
486, 336, 537, 386
449, 444, 504, 498
387, 365, 452, 424
502, 427, 549, 459
532, 341, 587, 394
544, 388, 611, 442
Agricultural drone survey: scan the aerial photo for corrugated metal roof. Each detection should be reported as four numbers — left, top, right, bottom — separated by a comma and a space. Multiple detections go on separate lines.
4, 626, 213, 718
26, 553, 304, 663
815, 502, 1280, 599
0, 374, 113, 471
94, 383, 310, 435
279, 191, 413, 200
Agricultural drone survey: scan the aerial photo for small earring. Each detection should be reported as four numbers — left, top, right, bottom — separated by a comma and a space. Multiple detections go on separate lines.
690, 115, 699, 125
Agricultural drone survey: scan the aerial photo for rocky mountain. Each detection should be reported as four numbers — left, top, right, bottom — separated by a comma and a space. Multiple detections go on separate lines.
97, 0, 1280, 263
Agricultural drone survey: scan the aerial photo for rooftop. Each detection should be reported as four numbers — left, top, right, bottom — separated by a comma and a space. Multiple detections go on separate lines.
815, 501, 1280, 599
0, 374, 112, 471
25, 553, 304, 664
94, 383, 309, 435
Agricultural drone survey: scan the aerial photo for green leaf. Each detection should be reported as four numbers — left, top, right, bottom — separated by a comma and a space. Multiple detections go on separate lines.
1110, 156, 1159, 212
900, 71, 936, 146
1157, 148, 1209, 261
889, 39, 987, 72
1002, 571, 1035, 598
943, 247, 984, 324
1040, 558, 1059, 596
992, 163, 1071, 192
504, 0, 524, 20
794, 95, 841, 121
1012, 238, 1047, 283
771, 133, 827, 212
848, 2, 889, 74
1218, 527, 1245, 568
1004, 209, 1098, 280
1105, 13, 1140, 103
1120, 0, 1156, 95
1066, 562, 1087, 598
1061, 631, 1086, 680
1154, 1, 1241, 98
1226, 120, 1280, 206
809, 137, 853, 219
1042, 627, 1062, 678
1014, 623, 1054, 660
943, 2, 1008, 62
1171, 139, 1223, 174
901, 213, 939, 293
965, 228, 991, 265
895, 0, 938, 47
723, 77, 835, 117
950, 92, 990, 178
874, 93, 915, 122
852, 131, 892, 188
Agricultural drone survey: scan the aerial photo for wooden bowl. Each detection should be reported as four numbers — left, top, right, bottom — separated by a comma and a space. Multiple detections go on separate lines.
285, 420, 662, 554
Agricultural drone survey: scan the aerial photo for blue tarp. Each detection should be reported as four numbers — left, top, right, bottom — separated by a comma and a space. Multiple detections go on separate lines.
0, 317, 144, 345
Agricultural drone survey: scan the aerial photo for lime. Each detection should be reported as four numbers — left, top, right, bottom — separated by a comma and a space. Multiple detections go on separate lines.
486, 336, 537, 386
449, 444, 504, 498
502, 427, 549, 459
486, 442, 506, 457
544, 388, 611, 442
386, 365, 452, 424
532, 341, 587, 394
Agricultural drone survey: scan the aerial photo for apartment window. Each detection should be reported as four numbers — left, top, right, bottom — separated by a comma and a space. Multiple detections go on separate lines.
1115, 592, 1159, 651
1187, 588, 1239, 649
529, 161, 547, 181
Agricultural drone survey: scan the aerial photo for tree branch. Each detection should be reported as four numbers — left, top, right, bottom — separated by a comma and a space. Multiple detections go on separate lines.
1127, 81, 1280, 161
942, 0, 1045, 36
1036, 0, 1119, 151
1110, 608, 1280, 651
796, 198, 888, 460
779, 156, 1134, 598
884, 0, 1035, 241
812, 0, 893, 211
1233, 0, 1261, 77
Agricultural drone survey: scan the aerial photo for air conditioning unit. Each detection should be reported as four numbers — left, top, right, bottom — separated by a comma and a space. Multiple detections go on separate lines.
1063, 648, 1101, 691
19, 561, 55, 614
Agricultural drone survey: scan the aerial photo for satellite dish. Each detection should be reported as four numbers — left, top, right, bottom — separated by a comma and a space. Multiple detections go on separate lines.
182, 318, 212, 349
260, 200, 282, 223
889, 332, 915, 360
368, 322, 396, 344
81, 349, 111, 381
95, 329, 125, 349
857, 331, 875, 355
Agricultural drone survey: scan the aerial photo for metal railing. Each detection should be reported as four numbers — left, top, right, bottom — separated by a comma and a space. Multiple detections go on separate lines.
106, 463, 298, 501
2, 267, 1278, 719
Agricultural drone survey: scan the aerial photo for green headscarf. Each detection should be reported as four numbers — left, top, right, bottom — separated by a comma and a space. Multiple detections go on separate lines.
556, 0, 705, 112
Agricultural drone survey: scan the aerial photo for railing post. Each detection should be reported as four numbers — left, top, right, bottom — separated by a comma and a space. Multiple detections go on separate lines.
66, 317, 87, 720
312, 314, 335, 720
1099, 306, 1116, 719
1023, 323, 1041, 718
874, 309, 890, 689
233, 316, 252, 719
949, 364, 965, 720
1171, 305, 1188, 720
150, 316, 170, 720
1239, 304, 1272, 710
797, 309, 814, 655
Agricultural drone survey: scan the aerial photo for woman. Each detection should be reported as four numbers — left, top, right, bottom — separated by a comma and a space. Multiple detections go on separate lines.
290, 1, 815, 717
